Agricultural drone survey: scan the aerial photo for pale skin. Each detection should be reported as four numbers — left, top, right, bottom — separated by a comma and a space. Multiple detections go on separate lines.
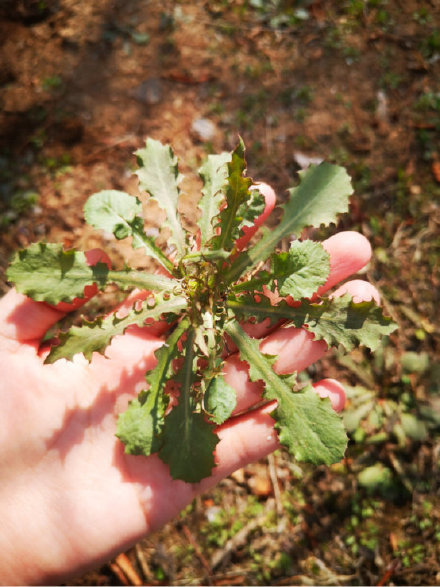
0, 183, 380, 585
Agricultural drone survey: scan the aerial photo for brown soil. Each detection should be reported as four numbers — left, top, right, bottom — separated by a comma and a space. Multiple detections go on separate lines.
1, 1, 439, 585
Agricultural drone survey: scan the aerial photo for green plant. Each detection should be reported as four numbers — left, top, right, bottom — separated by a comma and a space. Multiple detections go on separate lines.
6, 138, 397, 482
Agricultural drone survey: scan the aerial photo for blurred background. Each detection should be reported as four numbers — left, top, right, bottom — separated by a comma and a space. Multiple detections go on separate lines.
1, 0, 439, 584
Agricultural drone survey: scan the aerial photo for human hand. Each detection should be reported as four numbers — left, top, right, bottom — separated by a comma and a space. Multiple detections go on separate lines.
0, 185, 379, 585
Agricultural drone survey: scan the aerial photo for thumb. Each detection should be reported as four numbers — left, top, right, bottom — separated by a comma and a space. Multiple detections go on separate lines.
0, 288, 64, 342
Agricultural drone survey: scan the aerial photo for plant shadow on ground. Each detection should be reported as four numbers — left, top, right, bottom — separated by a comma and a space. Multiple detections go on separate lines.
1, 0, 440, 585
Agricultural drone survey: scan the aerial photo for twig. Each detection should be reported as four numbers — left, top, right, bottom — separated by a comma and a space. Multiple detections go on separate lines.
135, 543, 155, 584
181, 523, 212, 576
113, 552, 143, 586
268, 453, 284, 518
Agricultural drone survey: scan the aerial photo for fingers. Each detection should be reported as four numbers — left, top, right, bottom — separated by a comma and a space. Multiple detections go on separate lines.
331, 279, 381, 304
312, 378, 346, 412
260, 278, 380, 375
318, 231, 372, 295
204, 402, 279, 486
0, 289, 64, 342
235, 183, 277, 251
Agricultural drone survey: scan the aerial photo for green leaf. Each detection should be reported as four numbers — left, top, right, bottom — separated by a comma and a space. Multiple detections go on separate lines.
135, 138, 186, 256
84, 190, 142, 238
160, 406, 219, 483
198, 151, 231, 246
211, 139, 253, 252
271, 240, 330, 299
7, 242, 110, 304
116, 390, 166, 456
226, 321, 347, 465
205, 375, 237, 424
159, 328, 219, 482
45, 293, 187, 363
227, 293, 398, 352
85, 190, 175, 274
116, 318, 190, 456
7, 242, 178, 304
105, 268, 179, 293
225, 162, 353, 283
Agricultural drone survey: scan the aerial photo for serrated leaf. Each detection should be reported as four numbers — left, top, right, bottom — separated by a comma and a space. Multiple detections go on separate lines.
226, 321, 347, 465
7, 242, 110, 304
225, 163, 353, 284
45, 293, 187, 363
135, 138, 186, 256
211, 139, 253, 252
271, 240, 330, 299
198, 151, 231, 245
205, 375, 237, 425
227, 293, 398, 352
159, 328, 219, 482
116, 318, 190, 456
84, 190, 142, 237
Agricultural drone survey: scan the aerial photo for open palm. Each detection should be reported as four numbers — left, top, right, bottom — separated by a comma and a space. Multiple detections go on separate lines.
0, 220, 378, 584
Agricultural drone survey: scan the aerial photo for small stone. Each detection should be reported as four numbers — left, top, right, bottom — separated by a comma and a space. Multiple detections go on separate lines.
191, 118, 217, 142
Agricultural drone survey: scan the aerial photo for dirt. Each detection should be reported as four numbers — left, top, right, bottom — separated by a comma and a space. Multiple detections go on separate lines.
1, 1, 440, 585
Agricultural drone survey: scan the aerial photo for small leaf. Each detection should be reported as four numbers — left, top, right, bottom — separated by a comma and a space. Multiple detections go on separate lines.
84, 190, 142, 237
271, 240, 330, 299
198, 151, 231, 245
7, 242, 110, 304
205, 376, 237, 424
85, 190, 175, 273
116, 390, 166, 456
135, 138, 186, 256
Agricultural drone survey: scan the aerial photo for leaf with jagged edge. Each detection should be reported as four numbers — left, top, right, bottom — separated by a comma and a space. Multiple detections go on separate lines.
7, 242, 110, 304
84, 190, 174, 274
224, 162, 353, 285
159, 328, 219, 482
198, 151, 231, 246
7, 242, 179, 304
226, 321, 348, 465
227, 293, 397, 352
135, 138, 186, 257
45, 293, 187, 363
116, 318, 190, 456
271, 240, 330, 299
210, 138, 253, 252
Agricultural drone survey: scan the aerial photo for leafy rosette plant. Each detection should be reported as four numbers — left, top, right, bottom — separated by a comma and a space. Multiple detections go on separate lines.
7, 138, 397, 483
